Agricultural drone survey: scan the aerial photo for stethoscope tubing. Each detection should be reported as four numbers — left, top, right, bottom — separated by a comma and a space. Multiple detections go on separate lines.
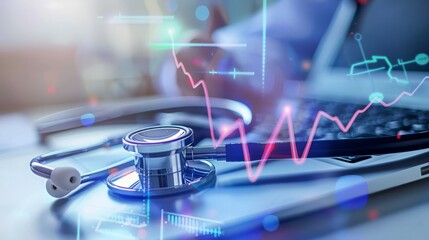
30, 136, 124, 180
30, 130, 429, 181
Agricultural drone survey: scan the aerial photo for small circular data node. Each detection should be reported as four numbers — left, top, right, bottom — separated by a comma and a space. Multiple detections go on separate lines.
354, 33, 362, 41
369, 92, 384, 104
415, 53, 429, 66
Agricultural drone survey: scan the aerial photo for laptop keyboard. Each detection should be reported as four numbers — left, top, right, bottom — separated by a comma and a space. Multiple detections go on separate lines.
253, 99, 429, 143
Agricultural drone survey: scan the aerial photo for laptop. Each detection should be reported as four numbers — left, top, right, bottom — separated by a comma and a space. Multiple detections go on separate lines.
10, 0, 429, 239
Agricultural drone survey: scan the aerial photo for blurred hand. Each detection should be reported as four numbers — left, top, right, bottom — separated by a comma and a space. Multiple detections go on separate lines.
174, 5, 283, 114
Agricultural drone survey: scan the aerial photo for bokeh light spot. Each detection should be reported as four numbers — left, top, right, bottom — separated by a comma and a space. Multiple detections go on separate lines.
47, 85, 57, 94
262, 215, 279, 232
80, 113, 95, 127
220, 124, 230, 135
335, 175, 368, 210
108, 168, 119, 175
301, 60, 312, 71
368, 209, 379, 220
88, 96, 99, 106
195, 5, 210, 21
138, 229, 147, 238
283, 105, 291, 113
192, 57, 202, 66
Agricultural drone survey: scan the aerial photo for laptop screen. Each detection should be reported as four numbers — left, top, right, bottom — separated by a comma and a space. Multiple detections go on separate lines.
333, 0, 429, 73
308, 0, 429, 107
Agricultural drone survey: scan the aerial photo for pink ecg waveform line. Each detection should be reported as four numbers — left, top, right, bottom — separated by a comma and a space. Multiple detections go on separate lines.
168, 30, 429, 183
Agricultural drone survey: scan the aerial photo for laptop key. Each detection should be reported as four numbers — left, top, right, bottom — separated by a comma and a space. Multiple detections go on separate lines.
412, 123, 427, 132
385, 120, 403, 130
333, 155, 373, 163
375, 127, 396, 137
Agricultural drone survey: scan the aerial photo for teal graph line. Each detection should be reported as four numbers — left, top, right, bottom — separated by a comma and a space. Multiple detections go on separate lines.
162, 211, 222, 224
398, 59, 410, 83
261, 0, 267, 93
161, 210, 222, 238
348, 53, 429, 84
98, 212, 146, 227
209, 68, 255, 79
350, 66, 386, 76
160, 209, 164, 240
142, 170, 150, 224
166, 214, 222, 237
76, 213, 81, 240
354, 33, 373, 82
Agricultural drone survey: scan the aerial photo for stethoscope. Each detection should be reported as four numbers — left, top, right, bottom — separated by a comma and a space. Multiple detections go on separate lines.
30, 122, 429, 198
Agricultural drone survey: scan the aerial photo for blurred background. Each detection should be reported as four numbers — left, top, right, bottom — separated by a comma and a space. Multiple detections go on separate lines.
0, 0, 345, 115
0, 0, 267, 113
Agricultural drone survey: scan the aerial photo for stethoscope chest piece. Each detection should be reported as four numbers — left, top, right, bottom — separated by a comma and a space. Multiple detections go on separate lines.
107, 125, 216, 197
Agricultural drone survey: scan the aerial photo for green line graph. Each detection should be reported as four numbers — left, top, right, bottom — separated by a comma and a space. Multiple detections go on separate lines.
348, 53, 429, 84
348, 33, 428, 84
209, 68, 255, 79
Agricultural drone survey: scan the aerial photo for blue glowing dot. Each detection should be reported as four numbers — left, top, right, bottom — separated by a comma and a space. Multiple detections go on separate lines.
335, 175, 368, 210
262, 215, 279, 232
80, 113, 95, 127
195, 5, 209, 21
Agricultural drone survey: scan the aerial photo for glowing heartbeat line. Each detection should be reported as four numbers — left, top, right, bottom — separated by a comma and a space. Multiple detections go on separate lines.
169, 30, 429, 183
209, 68, 255, 79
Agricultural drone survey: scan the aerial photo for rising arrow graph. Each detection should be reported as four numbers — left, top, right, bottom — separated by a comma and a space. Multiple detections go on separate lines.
168, 30, 429, 183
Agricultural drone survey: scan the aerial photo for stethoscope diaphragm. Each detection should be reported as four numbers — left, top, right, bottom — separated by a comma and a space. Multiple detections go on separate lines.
113, 125, 216, 197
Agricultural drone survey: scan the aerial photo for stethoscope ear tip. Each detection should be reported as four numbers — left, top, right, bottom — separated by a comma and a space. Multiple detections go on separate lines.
46, 179, 71, 198
50, 167, 81, 191
46, 167, 81, 198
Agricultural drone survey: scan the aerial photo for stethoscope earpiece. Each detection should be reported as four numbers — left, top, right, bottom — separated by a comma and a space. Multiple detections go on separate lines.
46, 179, 71, 198
45, 167, 81, 198
50, 167, 81, 191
